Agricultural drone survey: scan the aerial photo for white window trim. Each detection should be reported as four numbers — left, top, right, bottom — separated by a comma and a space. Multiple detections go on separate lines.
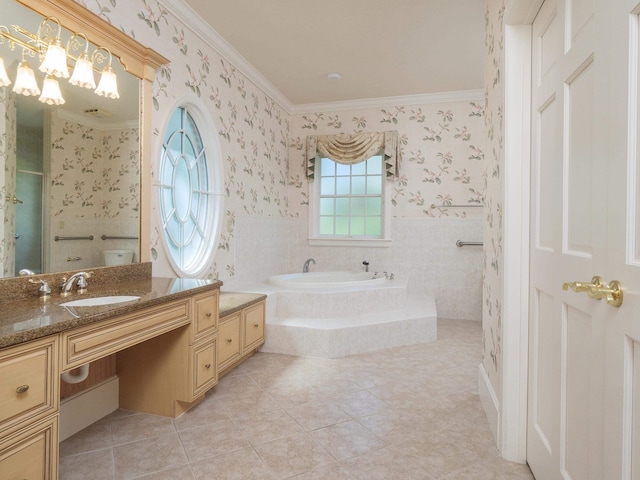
156, 95, 225, 277
308, 155, 391, 248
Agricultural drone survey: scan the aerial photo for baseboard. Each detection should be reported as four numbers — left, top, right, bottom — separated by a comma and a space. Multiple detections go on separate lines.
478, 363, 500, 447
59, 376, 119, 442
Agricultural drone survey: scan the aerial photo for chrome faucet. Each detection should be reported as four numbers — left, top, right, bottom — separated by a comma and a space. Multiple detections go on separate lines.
60, 271, 93, 296
302, 258, 316, 273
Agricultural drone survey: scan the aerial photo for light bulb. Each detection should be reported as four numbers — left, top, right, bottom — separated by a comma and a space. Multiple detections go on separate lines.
39, 75, 65, 105
39, 41, 69, 78
69, 53, 96, 89
13, 61, 40, 96
95, 66, 119, 99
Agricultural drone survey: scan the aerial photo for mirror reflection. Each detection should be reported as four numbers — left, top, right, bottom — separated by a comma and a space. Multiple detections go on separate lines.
1, 0, 140, 278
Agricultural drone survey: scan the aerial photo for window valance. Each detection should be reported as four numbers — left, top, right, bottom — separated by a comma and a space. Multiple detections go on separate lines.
305, 131, 399, 180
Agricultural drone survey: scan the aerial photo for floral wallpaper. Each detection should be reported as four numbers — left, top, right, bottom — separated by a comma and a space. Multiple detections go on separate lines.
48, 114, 139, 272
0, 87, 16, 277
289, 101, 485, 219
483, 0, 506, 400
76, 0, 290, 281
71, 0, 486, 322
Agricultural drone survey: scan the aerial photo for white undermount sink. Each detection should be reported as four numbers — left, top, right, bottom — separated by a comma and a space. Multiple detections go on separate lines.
60, 296, 141, 307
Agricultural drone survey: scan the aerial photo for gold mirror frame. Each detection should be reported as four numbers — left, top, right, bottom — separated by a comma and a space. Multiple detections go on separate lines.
16, 0, 168, 265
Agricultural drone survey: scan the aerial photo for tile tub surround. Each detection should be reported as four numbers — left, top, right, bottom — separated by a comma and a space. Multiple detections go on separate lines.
58, 319, 534, 480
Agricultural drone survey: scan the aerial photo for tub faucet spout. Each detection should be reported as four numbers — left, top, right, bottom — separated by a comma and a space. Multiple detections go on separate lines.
302, 258, 316, 273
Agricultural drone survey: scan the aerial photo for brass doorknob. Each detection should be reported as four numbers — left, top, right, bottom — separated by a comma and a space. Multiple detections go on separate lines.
562, 276, 623, 307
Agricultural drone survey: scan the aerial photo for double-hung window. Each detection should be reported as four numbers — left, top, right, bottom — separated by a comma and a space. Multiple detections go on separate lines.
310, 154, 390, 246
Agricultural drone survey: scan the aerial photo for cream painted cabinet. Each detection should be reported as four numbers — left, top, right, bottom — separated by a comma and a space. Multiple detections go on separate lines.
117, 290, 219, 417
218, 312, 242, 371
0, 336, 59, 479
218, 300, 265, 376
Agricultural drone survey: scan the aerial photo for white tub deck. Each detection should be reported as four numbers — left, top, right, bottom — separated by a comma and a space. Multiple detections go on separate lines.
226, 278, 437, 358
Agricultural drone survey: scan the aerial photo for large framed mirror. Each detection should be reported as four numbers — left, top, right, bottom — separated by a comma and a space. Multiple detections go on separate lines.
0, 0, 167, 278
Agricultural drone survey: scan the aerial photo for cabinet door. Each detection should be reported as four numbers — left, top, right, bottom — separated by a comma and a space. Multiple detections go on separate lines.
0, 337, 59, 436
191, 339, 217, 398
0, 415, 58, 480
218, 313, 241, 370
242, 301, 265, 353
192, 290, 218, 343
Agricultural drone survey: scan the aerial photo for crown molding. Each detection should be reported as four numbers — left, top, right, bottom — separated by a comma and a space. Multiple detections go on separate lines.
290, 89, 485, 115
158, 0, 294, 113
159, 1, 483, 116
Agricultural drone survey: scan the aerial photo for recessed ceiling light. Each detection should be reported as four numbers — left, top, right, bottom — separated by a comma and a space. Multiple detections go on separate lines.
326, 72, 343, 81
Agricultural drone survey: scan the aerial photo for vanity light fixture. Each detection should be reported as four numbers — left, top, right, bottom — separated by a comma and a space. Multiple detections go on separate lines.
39, 74, 64, 105
13, 52, 40, 96
0, 16, 119, 103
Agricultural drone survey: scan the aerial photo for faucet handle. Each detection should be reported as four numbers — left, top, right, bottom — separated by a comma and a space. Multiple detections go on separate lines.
28, 279, 51, 299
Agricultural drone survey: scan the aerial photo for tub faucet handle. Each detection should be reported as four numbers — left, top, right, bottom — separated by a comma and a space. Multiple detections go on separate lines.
362, 260, 369, 272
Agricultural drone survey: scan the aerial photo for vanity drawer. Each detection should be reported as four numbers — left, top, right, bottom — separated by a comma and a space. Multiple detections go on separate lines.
192, 290, 218, 343
0, 415, 58, 480
243, 301, 265, 352
62, 299, 190, 370
191, 338, 217, 398
0, 337, 59, 436
218, 312, 241, 370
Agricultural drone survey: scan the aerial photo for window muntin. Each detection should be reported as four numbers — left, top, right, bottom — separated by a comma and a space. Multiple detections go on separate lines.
159, 105, 218, 276
316, 154, 383, 238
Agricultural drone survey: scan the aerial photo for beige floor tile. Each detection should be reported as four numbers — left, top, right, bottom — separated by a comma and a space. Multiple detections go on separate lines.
112, 432, 188, 480
311, 420, 385, 461
235, 409, 305, 445
57, 319, 533, 480
333, 390, 392, 418
178, 418, 250, 462
215, 390, 281, 419
285, 400, 351, 432
59, 417, 112, 457
134, 465, 195, 479
289, 462, 356, 479
173, 394, 231, 431
253, 432, 335, 478
191, 447, 275, 479
59, 448, 114, 480
110, 413, 176, 446
341, 446, 433, 480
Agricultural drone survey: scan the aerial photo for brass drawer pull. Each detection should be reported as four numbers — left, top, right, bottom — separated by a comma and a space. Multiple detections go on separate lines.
253, 323, 259, 328
204, 363, 211, 369
205, 312, 212, 318
16, 384, 30, 394
226, 338, 233, 343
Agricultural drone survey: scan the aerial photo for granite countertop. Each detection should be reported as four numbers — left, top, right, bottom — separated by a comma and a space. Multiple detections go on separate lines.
219, 291, 267, 317
0, 276, 222, 349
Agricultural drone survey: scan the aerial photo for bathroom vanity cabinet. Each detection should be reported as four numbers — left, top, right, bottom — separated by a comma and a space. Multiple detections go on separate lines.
0, 336, 60, 479
218, 299, 266, 376
0, 281, 267, 479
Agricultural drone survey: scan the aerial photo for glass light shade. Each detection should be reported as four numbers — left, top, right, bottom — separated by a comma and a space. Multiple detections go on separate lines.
95, 66, 119, 99
39, 75, 65, 105
13, 62, 40, 96
39, 41, 69, 78
69, 54, 96, 89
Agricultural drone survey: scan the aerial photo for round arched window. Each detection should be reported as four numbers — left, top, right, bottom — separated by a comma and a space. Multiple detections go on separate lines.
158, 101, 223, 276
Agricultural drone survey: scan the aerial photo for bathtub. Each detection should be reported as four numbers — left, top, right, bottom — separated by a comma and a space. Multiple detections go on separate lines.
268, 271, 387, 289
256, 271, 437, 358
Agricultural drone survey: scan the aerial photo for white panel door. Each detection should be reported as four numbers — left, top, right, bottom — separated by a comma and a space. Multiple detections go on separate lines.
603, 1, 640, 479
528, 0, 640, 478
528, 0, 607, 478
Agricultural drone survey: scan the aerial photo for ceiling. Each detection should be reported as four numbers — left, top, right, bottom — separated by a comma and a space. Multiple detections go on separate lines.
182, 0, 485, 107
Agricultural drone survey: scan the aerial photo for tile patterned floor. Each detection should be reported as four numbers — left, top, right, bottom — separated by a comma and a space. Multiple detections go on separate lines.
59, 319, 535, 479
